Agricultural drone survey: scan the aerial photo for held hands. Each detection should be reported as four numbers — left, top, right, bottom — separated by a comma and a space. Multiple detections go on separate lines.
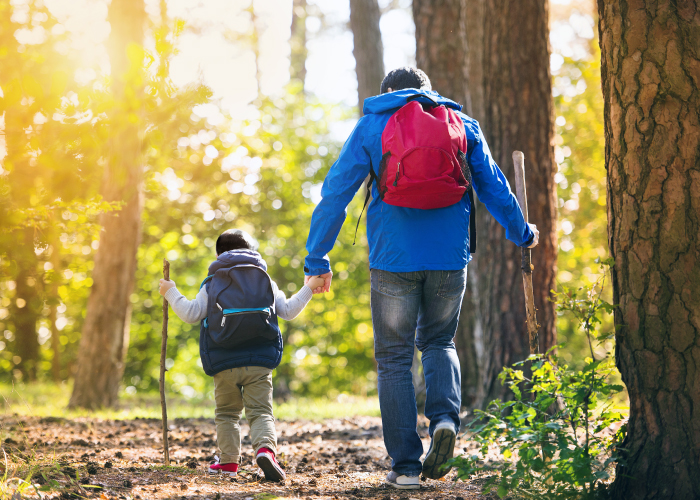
159, 279, 176, 297
306, 275, 326, 291
305, 271, 333, 295
527, 223, 540, 249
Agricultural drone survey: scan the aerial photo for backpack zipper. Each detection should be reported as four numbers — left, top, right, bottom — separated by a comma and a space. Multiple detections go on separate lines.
217, 303, 226, 327
393, 161, 401, 186
219, 306, 272, 328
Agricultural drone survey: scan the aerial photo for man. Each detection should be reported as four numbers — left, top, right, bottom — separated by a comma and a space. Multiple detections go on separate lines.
304, 67, 538, 489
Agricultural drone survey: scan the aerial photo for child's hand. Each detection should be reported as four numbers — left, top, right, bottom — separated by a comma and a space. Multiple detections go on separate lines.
306, 275, 325, 291
159, 279, 176, 297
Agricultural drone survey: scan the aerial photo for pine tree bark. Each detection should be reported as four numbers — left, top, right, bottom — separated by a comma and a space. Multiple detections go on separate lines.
597, 1, 700, 498
349, 0, 384, 115
415, 0, 558, 409
69, 0, 145, 409
413, 0, 468, 103
290, 0, 307, 87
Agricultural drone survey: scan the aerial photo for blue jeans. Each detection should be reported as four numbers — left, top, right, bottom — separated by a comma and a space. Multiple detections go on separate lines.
371, 268, 466, 476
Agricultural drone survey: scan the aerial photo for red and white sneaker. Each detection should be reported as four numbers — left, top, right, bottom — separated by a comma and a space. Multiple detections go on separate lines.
256, 447, 285, 482
208, 456, 238, 476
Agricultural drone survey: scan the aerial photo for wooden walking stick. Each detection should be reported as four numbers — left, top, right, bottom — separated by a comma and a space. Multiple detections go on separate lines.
160, 259, 170, 465
512, 151, 539, 355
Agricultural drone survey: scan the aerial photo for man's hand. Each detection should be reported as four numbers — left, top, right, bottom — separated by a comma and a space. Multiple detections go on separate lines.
159, 279, 176, 297
305, 272, 333, 294
527, 223, 540, 249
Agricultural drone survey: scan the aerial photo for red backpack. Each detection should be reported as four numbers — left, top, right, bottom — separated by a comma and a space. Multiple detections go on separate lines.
356, 94, 477, 251
378, 95, 471, 208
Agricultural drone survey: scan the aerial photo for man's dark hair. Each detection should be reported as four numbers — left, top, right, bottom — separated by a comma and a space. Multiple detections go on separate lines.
216, 229, 258, 255
380, 67, 432, 94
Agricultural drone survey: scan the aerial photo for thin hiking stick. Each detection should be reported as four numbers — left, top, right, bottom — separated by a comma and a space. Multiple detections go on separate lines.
512, 151, 540, 355
160, 259, 170, 466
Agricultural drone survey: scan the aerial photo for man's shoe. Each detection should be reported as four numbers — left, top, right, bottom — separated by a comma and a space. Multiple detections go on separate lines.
208, 457, 238, 476
385, 470, 420, 489
256, 447, 286, 482
422, 421, 456, 479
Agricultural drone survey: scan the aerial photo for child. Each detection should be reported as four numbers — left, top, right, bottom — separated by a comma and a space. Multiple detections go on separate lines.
159, 229, 324, 481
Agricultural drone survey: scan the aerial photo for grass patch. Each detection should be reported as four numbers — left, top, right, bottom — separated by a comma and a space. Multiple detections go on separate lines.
274, 395, 380, 421
149, 464, 197, 474
0, 382, 380, 421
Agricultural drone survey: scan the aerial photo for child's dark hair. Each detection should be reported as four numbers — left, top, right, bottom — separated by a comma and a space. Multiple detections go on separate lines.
380, 67, 432, 94
216, 229, 258, 255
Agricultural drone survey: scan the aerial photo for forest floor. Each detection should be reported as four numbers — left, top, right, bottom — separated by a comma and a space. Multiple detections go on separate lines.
1, 414, 493, 500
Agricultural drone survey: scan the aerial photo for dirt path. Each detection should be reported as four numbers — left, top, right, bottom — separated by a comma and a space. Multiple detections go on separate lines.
1, 415, 489, 500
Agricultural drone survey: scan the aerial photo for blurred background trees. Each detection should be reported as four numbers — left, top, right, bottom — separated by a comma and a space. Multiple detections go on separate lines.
0, 0, 612, 410
69, 0, 147, 409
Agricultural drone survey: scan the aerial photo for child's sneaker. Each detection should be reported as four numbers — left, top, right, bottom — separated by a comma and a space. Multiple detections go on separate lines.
208, 456, 238, 476
255, 447, 285, 482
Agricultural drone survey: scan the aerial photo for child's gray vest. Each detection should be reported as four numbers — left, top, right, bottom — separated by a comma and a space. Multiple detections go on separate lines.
198, 250, 282, 376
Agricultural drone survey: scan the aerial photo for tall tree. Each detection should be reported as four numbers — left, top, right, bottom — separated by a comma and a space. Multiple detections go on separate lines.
1, 1, 57, 381
413, 0, 473, 408
349, 0, 385, 115
597, 1, 700, 498
69, 0, 146, 409
414, 0, 558, 408
290, 0, 308, 87
11, 230, 41, 380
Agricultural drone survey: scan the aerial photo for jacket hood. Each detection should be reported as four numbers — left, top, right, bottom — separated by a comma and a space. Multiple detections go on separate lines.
208, 249, 267, 275
362, 88, 462, 116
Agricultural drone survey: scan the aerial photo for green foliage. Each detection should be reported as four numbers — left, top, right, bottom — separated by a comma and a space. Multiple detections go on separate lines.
0, 0, 375, 399
126, 84, 374, 400
0, 0, 116, 379
450, 275, 625, 499
551, 13, 613, 367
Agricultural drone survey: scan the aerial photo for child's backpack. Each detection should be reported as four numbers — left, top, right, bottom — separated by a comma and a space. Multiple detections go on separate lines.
356, 93, 477, 251
200, 261, 279, 349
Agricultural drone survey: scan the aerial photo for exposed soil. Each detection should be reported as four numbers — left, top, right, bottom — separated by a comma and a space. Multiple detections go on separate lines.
1, 415, 490, 499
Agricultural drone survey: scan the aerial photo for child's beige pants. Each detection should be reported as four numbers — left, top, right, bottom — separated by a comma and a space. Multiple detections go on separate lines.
213, 366, 277, 464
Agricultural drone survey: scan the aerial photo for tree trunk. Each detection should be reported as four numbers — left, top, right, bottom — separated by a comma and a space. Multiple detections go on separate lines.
12, 228, 40, 381
3, 89, 41, 382
69, 0, 145, 409
415, 0, 558, 409
597, 1, 700, 498
413, 0, 469, 104
248, 3, 262, 97
49, 230, 62, 381
412, 0, 469, 410
349, 0, 385, 115
290, 0, 307, 87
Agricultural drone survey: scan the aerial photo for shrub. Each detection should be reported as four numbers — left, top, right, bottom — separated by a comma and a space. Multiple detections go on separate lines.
450, 274, 626, 499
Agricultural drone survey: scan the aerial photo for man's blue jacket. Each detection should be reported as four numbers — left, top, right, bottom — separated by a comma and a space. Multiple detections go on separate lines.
304, 88, 534, 276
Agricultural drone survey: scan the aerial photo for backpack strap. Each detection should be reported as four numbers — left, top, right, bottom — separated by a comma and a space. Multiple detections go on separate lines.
200, 275, 214, 289
352, 157, 378, 246
406, 93, 439, 107
468, 186, 477, 254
